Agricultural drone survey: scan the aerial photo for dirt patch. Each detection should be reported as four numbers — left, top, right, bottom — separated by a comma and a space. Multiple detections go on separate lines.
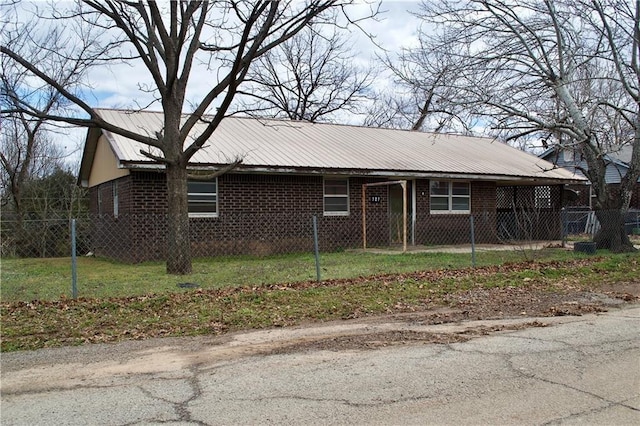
2, 293, 638, 395
268, 330, 471, 353
264, 285, 635, 354
267, 321, 553, 354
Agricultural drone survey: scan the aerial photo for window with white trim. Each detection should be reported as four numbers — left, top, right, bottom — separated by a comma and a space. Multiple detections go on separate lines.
188, 179, 218, 217
324, 177, 349, 216
430, 181, 470, 214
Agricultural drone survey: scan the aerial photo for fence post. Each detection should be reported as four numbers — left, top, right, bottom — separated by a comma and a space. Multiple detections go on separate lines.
470, 215, 476, 268
561, 208, 567, 248
71, 218, 78, 299
313, 215, 321, 282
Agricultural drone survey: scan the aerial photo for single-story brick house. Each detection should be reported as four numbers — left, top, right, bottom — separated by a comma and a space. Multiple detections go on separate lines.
79, 109, 584, 261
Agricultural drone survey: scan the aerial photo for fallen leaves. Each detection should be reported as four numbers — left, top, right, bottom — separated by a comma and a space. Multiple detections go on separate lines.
1, 256, 638, 352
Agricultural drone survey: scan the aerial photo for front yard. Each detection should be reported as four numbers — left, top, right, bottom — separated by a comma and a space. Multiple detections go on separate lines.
1, 249, 638, 352
1, 248, 583, 302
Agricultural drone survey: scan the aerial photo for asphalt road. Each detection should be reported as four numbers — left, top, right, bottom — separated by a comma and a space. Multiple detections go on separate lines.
2, 305, 639, 425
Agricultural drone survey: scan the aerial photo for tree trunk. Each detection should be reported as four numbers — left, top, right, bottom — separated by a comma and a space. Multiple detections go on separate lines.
593, 192, 635, 253
166, 164, 192, 274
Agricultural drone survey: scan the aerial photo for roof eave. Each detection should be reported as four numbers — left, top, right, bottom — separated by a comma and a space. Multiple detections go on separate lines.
119, 161, 586, 185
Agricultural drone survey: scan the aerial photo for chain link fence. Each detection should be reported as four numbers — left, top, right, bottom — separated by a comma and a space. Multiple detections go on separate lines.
2, 209, 639, 261
1, 215, 90, 258
562, 209, 640, 236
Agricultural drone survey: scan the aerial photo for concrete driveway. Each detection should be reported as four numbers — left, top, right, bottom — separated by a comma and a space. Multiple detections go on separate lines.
2, 305, 639, 425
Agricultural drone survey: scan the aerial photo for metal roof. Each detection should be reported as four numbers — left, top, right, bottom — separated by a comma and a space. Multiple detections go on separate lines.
84, 108, 585, 184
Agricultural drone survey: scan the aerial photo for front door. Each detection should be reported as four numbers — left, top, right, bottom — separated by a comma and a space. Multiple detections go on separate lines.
389, 181, 413, 245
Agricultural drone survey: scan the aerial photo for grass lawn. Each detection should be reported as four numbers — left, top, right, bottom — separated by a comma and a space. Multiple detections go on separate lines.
1, 250, 638, 352
1, 248, 581, 302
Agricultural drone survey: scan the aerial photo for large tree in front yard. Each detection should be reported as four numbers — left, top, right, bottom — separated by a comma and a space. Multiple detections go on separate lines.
412, 0, 639, 251
586, 0, 640, 250
1, 0, 374, 273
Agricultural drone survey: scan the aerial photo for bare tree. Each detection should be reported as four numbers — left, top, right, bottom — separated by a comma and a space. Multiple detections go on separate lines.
585, 0, 640, 249
365, 35, 478, 133
414, 0, 639, 251
1, 3, 88, 230
237, 23, 375, 122
0, 119, 68, 214
362, 89, 414, 129
1, 1, 376, 274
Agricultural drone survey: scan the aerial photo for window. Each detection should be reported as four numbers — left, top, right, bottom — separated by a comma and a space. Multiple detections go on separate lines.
535, 186, 551, 209
430, 181, 470, 214
188, 179, 218, 217
324, 177, 349, 216
113, 181, 119, 218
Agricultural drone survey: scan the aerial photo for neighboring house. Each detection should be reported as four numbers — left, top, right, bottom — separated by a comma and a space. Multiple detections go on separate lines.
79, 109, 584, 261
539, 145, 640, 210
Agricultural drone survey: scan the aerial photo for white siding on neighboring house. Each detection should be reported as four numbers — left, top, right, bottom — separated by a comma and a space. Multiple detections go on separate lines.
540, 148, 637, 185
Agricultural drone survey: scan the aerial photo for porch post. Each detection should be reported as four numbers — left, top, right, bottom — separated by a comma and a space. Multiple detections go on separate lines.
402, 181, 407, 253
362, 184, 367, 251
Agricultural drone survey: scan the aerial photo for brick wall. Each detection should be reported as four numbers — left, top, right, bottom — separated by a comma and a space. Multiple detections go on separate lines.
88, 177, 134, 261
471, 181, 499, 243
190, 174, 391, 255
414, 180, 498, 245
130, 171, 167, 213
88, 172, 391, 261
87, 171, 168, 262
87, 173, 567, 262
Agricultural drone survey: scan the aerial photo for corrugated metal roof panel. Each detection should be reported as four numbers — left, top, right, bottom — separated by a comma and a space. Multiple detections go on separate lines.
93, 109, 583, 182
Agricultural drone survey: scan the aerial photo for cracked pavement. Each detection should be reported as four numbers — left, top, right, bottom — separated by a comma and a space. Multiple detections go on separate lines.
2, 305, 639, 425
